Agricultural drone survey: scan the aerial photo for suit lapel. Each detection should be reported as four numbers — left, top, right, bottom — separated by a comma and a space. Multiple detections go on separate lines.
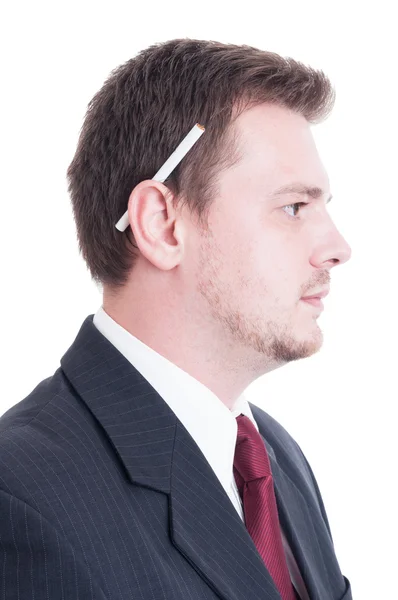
60, 315, 177, 494
251, 404, 338, 600
60, 315, 282, 600
264, 442, 324, 598
169, 421, 282, 600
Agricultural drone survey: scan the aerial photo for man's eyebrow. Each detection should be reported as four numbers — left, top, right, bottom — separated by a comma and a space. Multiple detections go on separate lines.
271, 183, 333, 203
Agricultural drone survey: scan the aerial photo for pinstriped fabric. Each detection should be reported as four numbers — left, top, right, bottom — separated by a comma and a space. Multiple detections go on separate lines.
0, 378, 215, 599
234, 415, 297, 600
0, 315, 353, 600
0, 489, 104, 599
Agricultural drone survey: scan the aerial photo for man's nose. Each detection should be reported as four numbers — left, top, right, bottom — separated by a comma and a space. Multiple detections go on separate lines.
311, 220, 352, 269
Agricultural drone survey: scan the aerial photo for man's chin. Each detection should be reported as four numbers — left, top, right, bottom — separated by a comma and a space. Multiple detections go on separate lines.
295, 329, 324, 360
272, 328, 323, 363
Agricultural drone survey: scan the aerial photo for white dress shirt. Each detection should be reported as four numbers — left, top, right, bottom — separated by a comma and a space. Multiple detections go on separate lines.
93, 306, 309, 600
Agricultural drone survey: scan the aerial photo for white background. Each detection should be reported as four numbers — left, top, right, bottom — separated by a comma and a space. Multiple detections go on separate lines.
1, 1, 397, 598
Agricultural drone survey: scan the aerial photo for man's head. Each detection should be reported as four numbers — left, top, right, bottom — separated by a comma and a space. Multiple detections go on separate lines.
67, 39, 351, 381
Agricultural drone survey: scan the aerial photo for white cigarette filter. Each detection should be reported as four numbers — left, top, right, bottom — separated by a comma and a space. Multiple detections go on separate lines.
115, 123, 205, 232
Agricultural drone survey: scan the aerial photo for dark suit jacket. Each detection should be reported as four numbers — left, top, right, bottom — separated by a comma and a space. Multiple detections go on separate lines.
0, 315, 352, 599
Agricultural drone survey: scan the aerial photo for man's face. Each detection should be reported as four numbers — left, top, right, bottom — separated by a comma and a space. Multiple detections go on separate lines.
185, 103, 351, 365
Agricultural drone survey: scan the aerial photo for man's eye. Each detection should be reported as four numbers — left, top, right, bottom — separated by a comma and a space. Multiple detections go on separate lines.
282, 202, 309, 220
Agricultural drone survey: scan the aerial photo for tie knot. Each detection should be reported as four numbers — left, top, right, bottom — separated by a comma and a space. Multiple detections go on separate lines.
233, 414, 272, 483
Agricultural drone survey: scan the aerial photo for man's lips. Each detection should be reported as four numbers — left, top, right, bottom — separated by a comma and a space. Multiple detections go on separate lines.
301, 289, 330, 300
300, 288, 329, 310
301, 297, 324, 309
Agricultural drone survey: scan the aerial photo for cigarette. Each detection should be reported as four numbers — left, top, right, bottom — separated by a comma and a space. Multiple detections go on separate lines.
115, 123, 205, 232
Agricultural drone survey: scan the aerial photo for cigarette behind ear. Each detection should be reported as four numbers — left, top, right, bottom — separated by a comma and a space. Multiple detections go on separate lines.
115, 123, 205, 232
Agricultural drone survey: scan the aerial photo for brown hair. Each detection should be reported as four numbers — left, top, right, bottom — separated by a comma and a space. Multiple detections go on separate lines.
67, 39, 335, 291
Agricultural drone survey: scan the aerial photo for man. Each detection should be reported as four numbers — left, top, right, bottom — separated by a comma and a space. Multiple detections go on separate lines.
0, 39, 353, 599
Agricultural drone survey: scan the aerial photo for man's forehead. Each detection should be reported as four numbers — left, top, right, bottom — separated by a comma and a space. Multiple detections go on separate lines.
233, 102, 308, 135
231, 105, 318, 169
231, 104, 327, 178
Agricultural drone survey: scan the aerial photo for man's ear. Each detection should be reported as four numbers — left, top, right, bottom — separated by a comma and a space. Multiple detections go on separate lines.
126, 180, 184, 271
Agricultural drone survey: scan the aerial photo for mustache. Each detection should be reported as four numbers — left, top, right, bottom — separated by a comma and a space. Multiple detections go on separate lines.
302, 273, 330, 296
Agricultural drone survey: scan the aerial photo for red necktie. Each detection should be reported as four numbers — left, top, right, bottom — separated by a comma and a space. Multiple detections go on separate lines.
233, 414, 297, 600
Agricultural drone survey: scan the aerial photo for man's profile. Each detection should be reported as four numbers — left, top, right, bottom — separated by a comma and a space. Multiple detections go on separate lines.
0, 39, 353, 599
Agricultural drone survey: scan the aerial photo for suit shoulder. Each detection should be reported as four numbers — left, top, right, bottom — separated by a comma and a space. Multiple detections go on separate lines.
0, 367, 68, 434
0, 368, 91, 503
